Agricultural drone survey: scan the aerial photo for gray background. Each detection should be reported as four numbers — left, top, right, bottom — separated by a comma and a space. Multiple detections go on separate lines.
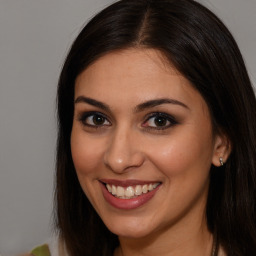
0, 0, 255, 255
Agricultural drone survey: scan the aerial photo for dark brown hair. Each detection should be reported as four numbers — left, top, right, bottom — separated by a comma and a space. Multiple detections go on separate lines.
55, 0, 256, 255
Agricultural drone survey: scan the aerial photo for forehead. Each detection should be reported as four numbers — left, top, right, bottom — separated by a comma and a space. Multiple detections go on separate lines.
76, 49, 185, 91
74, 48, 208, 114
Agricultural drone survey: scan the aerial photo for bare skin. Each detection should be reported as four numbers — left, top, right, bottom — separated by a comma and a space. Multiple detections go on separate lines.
71, 48, 230, 256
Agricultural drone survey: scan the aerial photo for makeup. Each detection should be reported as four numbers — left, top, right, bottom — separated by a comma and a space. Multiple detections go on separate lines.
71, 48, 216, 239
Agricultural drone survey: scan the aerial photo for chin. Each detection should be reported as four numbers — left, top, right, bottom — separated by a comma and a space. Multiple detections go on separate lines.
102, 215, 157, 239
110, 227, 151, 239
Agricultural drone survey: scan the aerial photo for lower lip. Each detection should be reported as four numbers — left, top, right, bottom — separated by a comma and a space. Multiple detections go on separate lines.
100, 182, 161, 210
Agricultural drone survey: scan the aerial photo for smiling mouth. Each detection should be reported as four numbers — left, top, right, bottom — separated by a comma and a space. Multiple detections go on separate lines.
104, 183, 161, 199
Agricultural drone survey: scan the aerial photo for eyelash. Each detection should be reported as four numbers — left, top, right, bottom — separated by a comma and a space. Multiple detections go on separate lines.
78, 111, 177, 131
78, 111, 111, 128
142, 112, 178, 130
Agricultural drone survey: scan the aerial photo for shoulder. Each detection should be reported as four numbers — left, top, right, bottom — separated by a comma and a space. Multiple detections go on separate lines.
19, 244, 50, 256
30, 244, 51, 256
27, 236, 68, 256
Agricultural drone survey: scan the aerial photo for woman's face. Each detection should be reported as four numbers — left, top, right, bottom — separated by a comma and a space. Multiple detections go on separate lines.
71, 49, 222, 239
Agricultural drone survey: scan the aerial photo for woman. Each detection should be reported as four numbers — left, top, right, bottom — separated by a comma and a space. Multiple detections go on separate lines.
30, 0, 256, 255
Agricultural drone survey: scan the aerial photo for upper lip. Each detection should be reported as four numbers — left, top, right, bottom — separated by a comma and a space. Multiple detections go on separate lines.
100, 179, 161, 187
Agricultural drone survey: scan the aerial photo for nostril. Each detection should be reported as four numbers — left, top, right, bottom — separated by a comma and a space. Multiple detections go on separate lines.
103, 136, 145, 173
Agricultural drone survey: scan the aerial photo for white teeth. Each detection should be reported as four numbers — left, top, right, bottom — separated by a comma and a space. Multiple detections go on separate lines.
153, 183, 158, 189
125, 186, 134, 197
112, 185, 117, 195
107, 183, 160, 199
142, 185, 148, 193
106, 184, 112, 193
116, 186, 125, 197
135, 185, 142, 195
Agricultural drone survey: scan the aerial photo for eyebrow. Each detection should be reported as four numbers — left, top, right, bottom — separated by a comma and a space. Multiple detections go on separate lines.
134, 98, 189, 112
74, 96, 111, 112
74, 96, 189, 112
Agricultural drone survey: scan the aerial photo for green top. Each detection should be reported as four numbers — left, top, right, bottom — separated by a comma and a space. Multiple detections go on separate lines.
30, 244, 51, 256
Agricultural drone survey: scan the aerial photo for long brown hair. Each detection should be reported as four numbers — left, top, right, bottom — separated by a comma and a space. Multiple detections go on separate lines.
55, 0, 256, 255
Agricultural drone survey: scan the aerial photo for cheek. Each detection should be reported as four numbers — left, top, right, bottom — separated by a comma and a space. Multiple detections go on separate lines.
147, 128, 214, 178
70, 128, 105, 207
70, 129, 103, 176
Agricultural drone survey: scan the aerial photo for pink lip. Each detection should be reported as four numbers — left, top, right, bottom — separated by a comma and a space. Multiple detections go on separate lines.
99, 180, 161, 210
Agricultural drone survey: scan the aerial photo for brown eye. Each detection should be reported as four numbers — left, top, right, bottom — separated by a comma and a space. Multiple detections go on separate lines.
92, 115, 106, 125
142, 113, 177, 130
80, 112, 111, 127
154, 116, 168, 127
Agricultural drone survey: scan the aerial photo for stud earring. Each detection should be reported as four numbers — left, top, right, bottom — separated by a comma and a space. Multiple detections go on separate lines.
219, 157, 224, 166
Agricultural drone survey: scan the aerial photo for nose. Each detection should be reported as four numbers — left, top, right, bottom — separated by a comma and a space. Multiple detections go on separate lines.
103, 128, 145, 174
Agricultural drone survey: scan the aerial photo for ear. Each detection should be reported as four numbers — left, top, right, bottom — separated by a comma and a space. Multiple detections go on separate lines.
212, 132, 232, 167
